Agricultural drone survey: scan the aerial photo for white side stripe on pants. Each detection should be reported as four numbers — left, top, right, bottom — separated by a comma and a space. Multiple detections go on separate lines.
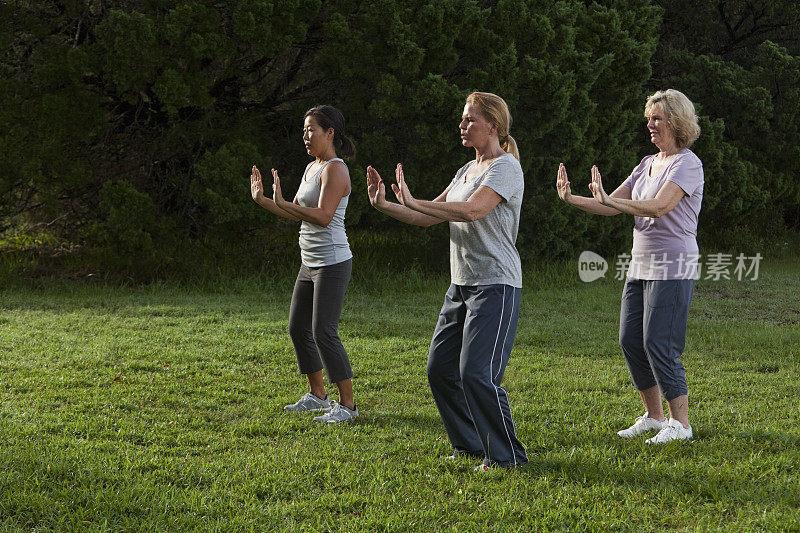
489, 286, 518, 466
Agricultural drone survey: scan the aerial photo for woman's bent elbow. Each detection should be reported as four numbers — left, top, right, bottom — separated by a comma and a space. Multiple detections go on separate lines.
464, 209, 485, 222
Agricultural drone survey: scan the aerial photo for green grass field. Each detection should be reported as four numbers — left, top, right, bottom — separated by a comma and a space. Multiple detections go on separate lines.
1, 261, 799, 531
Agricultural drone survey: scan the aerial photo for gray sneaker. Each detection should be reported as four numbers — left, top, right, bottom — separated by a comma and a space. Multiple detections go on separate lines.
312, 402, 358, 423
284, 392, 332, 412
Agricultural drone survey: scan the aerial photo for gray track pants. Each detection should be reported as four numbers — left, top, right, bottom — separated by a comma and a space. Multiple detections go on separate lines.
427, 284, 528, 467
619, 278, 694, 401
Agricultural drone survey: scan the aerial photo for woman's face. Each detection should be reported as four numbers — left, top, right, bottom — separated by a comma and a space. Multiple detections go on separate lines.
646, 105, 676, 149
459, 103, 495, 148
303, 115, 333, 157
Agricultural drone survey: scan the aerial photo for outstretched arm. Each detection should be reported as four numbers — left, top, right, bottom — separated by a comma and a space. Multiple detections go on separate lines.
274, 162, 350, 227
392, 164, 502, 222
590, 166, 684, 218
366, 165, 445, 227
556, 163, 625, 216
251, 165, 299, 221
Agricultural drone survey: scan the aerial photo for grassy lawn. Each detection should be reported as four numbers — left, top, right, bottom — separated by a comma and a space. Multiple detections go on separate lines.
1, 261, 798, 531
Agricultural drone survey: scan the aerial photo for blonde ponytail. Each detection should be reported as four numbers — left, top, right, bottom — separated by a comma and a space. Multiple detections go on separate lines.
502, 134, 520, 161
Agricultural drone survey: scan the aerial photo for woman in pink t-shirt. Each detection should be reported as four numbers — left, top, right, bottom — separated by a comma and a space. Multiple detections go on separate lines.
556, 89, 704, 444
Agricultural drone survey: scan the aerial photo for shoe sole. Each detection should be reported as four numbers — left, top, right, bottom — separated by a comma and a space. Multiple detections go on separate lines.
646, 436, 693, 444
617, 429, 661, 438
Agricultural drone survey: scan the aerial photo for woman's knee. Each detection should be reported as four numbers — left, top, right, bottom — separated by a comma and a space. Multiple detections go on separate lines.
459, 363, 488, 392
426, 354, 445, 381
288, 316, 306, 342
313, 318, 344, 349
619, 326, 639, 355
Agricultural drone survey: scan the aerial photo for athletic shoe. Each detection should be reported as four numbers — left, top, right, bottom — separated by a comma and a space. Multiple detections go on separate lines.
446, 450, 485, 460
284, 392, 332, 412
474, 464, 492, 473
312, 402, 358, 423
617, 411, 667, 438
645, 418, 693, 444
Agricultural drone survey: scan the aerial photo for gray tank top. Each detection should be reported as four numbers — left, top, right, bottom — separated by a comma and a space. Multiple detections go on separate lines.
295, 158, 352, 267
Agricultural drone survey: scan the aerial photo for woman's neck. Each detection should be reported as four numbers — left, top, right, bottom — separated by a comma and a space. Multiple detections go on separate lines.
474, 139, 505, 164
656, 143, 681, 158
315, 147, 338, 164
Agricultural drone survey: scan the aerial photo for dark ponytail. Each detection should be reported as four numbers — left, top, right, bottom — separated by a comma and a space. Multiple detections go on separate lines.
304, 105, 356, 160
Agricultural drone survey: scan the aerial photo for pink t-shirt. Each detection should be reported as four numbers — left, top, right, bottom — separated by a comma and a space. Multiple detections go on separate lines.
621, 148, 704, 280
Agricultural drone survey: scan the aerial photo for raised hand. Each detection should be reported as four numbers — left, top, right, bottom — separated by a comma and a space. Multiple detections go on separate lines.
366, 166, 387, 208
251, 165, 265, 202
588, 165, 610, 205
556, 163, 572, 202
271, 168, 286, 206
390, 163, 415, 207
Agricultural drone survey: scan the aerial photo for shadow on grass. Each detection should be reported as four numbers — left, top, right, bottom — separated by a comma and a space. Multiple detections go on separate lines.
513, 434, 800, 510
360, 411, 443, 434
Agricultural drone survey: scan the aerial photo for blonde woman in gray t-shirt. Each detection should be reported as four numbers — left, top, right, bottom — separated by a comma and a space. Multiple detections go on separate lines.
366, 92, 528, 471
251, 105, 358, 424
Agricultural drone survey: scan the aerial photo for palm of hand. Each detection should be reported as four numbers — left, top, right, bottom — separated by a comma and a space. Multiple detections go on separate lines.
250, 167, 263, 201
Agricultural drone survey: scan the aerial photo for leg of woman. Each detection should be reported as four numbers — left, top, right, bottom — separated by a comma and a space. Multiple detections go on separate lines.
619, 279, 665, 419
642, 279, 695, 428
666, 394, 689, 427
307, 371, 326, 400
309, 259, 354, 407
460, 285, 527, 468
289, 265, 327, 399
335, 378, 354, 411
427, 284, 483, 457
638, 386, 665, 420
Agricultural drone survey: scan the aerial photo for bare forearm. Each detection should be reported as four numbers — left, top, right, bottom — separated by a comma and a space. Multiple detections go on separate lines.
375, 201, 442, 227
603, 197, 664, 218
256, 196, 300, 221
408, 199, 480, 222
567, 195, 621, 216
278, 201, 333, 227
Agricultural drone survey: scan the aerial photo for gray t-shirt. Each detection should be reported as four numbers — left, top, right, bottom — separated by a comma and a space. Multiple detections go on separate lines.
445, 153, 524, 288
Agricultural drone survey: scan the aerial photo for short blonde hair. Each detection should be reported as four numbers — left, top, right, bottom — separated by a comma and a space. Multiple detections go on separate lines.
465, 91, 520, 161
645, 89, 701, 149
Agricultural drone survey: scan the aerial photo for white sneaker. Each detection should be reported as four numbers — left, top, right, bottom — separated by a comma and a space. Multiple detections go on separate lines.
617, 411, 667, 438
313, 402, 358, 423
284, 392, 332, 412
645, 418, 693, 444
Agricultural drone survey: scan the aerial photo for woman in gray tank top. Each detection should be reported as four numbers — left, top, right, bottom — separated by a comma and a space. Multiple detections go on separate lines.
250, 105, 358, 424
366, 92, 528, 470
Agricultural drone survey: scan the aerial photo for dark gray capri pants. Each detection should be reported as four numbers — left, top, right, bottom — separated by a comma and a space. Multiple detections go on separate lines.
619, 278, 695, 401
427, 284, 528, 468
288, 258, 352, 384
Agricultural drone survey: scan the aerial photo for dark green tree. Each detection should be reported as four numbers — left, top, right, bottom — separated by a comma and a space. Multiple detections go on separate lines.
650, 0, 800, 247
2, 0, 794, 278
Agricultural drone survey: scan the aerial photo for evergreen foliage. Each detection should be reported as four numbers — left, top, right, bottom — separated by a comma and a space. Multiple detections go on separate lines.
1, 0, 797, 276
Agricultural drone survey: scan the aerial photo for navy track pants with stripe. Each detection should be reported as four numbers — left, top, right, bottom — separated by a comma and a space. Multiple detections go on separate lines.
427, 284, 528, 467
